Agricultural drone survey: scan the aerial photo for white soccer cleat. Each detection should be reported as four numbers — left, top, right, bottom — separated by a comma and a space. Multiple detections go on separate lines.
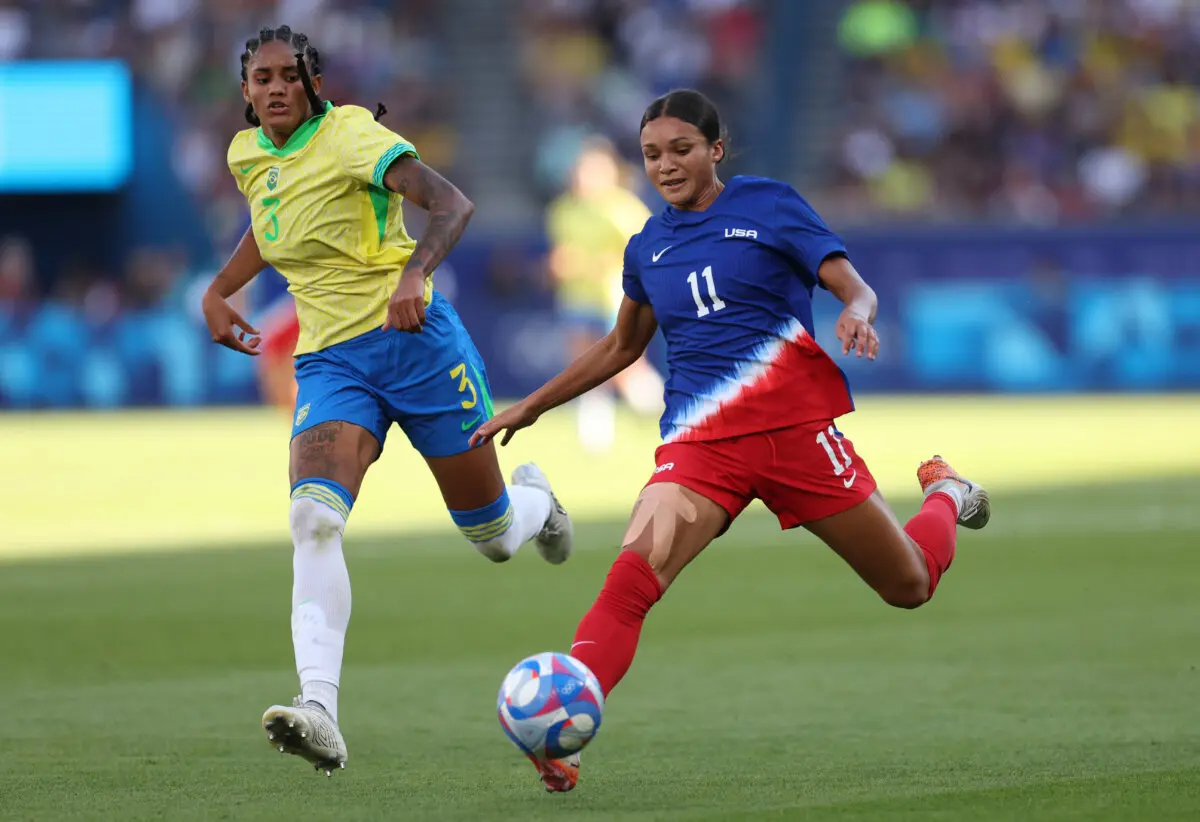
917, 455, 991, 530
262, 697, 347, 776
512, 462, 574, 564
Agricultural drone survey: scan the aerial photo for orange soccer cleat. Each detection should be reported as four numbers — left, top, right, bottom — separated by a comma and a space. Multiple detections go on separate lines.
917, 455, 991, 530
528, 753, 581, 793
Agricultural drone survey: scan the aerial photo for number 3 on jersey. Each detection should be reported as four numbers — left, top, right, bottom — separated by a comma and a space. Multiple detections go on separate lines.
687, 265, 726, 317
261, 197, 281, 242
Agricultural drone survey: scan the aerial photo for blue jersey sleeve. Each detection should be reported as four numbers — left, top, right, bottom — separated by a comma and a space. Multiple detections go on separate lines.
772, 186, 847, 288
621, 237, 649, 304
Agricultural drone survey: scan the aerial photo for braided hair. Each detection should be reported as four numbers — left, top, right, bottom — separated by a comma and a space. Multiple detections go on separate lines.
240, 26, 388, 127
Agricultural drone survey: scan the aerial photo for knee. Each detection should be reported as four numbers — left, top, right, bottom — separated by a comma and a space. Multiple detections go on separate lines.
877, 573, 930, 610
620, 534, 676, 591
620, 542, 663, 583
289, 496, 346, 549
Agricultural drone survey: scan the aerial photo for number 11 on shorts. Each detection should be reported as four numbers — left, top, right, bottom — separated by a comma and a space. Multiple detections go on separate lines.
816, 426, 853, 476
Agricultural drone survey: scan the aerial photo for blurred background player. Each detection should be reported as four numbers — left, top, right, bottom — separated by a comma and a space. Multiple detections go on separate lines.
474, 89, 991, 792
201, 25, 573, 776
545, 138, 663, 453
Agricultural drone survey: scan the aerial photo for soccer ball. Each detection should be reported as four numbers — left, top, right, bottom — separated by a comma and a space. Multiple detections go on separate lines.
497, 652, 604, 760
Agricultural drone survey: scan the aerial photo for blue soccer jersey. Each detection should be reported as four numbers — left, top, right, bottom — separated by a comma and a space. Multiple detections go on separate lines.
623, 175, 855, 443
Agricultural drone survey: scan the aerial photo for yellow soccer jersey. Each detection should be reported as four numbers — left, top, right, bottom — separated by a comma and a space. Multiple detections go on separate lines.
227, 102, 433, 354
547, 187, 650, 312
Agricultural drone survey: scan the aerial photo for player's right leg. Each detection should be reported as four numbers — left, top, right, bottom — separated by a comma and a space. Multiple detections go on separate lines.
263, 345, 386, 776
532, 442, 742, 792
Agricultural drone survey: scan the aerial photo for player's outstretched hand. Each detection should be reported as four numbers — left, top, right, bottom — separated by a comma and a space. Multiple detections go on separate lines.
384, 269, 428, 333
835, 308, 879, 360
469, 400, 541, 448
201, 289, 261, 356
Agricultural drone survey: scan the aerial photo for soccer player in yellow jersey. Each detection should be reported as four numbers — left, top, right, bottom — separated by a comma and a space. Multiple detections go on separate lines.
199, 26, 573, 776
546, 139, 662, 452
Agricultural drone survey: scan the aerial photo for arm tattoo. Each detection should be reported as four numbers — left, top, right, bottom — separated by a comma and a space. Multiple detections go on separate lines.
384, 158, 474, 277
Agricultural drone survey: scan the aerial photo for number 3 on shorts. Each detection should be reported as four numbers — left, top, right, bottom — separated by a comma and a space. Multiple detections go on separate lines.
816, 426, 853, 476
449, 363, 477, 409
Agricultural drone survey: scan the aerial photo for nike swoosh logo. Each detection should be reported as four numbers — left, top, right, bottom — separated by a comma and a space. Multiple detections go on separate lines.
843, 470, 857, 489
461, 415, 482, 432
570, 641, 596, 650
651, 245, 673, 262
239, 163, 258, 174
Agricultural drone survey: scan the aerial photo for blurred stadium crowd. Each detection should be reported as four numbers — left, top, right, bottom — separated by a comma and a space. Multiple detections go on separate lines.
0, 0, 762, 323
823, 0, 1200, 223
0, 0, 1197, 409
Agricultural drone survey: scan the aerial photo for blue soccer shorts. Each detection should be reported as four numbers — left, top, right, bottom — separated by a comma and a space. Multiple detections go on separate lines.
291, 292, 494, 458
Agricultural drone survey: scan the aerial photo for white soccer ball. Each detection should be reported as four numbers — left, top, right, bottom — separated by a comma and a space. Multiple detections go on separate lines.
497, 652, 605, 760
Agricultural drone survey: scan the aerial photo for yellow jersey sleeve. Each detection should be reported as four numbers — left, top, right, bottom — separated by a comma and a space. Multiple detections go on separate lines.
226, 128, 258, 197
332, 105, 420, 189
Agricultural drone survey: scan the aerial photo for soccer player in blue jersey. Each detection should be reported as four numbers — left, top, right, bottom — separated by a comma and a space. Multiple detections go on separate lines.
473, 89, 992, 792
199, 26, 573, 776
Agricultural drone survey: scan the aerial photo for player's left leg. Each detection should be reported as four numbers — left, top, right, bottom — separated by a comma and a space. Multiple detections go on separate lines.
387, 293, 569, 563
760, 422, 990, 607
423, 440, 570, 564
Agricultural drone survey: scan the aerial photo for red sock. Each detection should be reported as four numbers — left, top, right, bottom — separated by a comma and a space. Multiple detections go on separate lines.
569, 551, 663, 696
904, 492, 958, 598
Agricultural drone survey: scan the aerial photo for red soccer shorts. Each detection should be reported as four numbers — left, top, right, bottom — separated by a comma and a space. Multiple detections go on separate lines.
645, 419, 877, 529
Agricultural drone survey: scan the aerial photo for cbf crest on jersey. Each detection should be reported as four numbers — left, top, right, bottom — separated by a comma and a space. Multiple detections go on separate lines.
267, 166, 280, 191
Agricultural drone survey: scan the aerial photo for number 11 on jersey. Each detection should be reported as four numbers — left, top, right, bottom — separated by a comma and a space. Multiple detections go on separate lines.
687, 265, 726, 317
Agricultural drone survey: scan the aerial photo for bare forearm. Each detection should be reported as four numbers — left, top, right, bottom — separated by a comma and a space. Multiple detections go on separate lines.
405, 197, 473, 276
208, 227, 268, 298
383, 157, 474, 278
840, 283, 877, 323
819, 257, 877, 322
527, 337, 637, 415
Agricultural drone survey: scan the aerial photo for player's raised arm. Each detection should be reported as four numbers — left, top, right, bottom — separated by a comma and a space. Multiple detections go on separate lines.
381, 156, 476, 333
818, 255, 879, 360
201, 225, 269, 356
470, 295, 659, 448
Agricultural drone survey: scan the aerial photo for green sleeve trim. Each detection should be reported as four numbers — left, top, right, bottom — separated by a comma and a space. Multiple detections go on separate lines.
372, 141, 420, 188
368, 184, 391, 245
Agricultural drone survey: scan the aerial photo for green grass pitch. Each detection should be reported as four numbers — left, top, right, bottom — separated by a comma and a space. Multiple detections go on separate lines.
3, 398, 1200, 820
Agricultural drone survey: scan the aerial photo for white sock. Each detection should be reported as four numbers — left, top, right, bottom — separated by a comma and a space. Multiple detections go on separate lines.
468, 485, 552, 561
290, 497, 351, 723
925, 478, 966, 518
509, 484, 552, 544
